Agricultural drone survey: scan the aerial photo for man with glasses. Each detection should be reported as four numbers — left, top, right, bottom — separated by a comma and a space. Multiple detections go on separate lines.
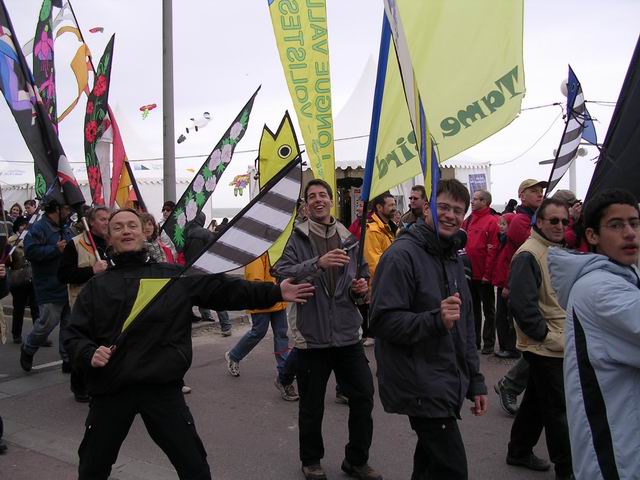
494, 178, 547, 415
505, 197, 572, 479
370, 179, 487, 480
463, 189, 499, 354
548, 188, 640, 479
400, 185, 426, 228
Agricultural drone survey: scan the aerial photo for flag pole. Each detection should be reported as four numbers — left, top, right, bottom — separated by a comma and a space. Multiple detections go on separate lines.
356, 13, 391, 278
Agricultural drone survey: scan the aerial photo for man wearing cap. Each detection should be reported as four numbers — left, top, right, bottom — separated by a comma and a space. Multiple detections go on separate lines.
20, 200, 75, 378
494, 179, 546, 416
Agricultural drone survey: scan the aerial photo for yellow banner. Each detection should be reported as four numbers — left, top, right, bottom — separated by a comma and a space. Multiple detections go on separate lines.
258, 112, 300, 265
370, 41, 423, 200
394, 0, 525, 161
268, 0, 336, 204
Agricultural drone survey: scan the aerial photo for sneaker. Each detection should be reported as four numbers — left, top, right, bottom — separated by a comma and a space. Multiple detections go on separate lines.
495, 350, 521, 359
301, 464, 327, 480
494, 379, 518, 416
182, 385, 192, 394
274, 377, 299, 401
73, 391, 91, 403
225, 351, 239, 377
335, 392, 349, 405
20, 347, 33, 372
341, 459, 383, 480
506, 452, 551, 471
481, 347, 494, 355
221, 329, 232, 337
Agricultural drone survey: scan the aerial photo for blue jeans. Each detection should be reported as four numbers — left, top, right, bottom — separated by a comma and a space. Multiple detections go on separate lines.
24, 302, 70, 361
198, 308, 231, 332
228, 310, 289, 376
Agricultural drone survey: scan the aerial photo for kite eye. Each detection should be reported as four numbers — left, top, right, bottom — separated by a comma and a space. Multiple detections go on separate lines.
278, 145, 292, 158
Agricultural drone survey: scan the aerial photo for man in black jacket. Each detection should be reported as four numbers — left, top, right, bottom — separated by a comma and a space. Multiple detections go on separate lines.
64, 209, 313, 480
370, 179, 488, 480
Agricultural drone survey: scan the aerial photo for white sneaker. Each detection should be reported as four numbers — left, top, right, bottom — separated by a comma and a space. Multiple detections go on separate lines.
181, 385, 192, 394
274, 377, 299, 401
225, 351, 240, 377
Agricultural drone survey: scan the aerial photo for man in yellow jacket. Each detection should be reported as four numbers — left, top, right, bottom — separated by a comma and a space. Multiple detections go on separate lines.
225, 253, 298, 401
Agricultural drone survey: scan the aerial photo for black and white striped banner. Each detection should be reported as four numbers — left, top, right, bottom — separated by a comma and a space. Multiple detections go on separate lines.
547, 66, 594, 193
188, 157, 302, 275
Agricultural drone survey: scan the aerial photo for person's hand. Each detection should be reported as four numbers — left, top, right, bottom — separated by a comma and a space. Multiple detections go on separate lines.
351, 278, 368, 296
318, 249, 350, 270
56, 240, 67, 252
481, 277, 490, 284
440, 293, 461, 330
92, 260, 108, 274
501, 288, 510, 299
471, 395, 488, 416
91, 345, 114, 368
280, 278, 315, 304
570, 201, 582, 221
0, 264, 5, 279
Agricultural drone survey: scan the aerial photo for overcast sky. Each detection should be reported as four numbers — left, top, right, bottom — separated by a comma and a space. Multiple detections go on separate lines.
1, 0, 639, 208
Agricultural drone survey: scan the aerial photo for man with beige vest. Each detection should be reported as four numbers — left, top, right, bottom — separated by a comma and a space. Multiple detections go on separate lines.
58, 206, 110, 402
506, 197, 573, 480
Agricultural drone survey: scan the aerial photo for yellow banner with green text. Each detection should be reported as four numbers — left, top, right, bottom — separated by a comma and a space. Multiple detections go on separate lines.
268, 0, 336, 206
394, 0, 525, 161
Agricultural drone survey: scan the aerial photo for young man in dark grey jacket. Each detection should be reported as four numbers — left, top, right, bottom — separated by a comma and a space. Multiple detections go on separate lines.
369, 179, 488, 480
275, 179, 382, 480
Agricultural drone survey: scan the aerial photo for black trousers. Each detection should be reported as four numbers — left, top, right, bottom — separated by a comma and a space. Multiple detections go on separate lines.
408, 417, 468, 480
358, 303, 370, 338
495, 288, 517, 352
470, 280, 496, 350
296, 343, 374, 466
78, 383, 211, 480
508, 352, 572, 476
10, 283, 39, 338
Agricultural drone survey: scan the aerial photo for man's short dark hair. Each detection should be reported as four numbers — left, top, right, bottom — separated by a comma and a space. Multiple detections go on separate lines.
162, 201, 176, 211
304, 179, 333, 201
437, 179, 470, 211
370, 192, 394, 214
24, 199, 37, 208
583, 188, 639, 233
536, 198, 570, 219
411, 185, 426, 200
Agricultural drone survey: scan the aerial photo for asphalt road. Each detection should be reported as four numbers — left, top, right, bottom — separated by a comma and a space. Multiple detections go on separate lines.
0, 318, 554, 480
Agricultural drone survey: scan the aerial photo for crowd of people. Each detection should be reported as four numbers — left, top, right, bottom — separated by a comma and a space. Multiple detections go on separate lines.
0, 176, 638, 480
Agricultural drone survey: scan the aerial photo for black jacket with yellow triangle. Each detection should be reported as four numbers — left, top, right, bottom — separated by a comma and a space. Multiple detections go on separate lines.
64, 250, 281, 396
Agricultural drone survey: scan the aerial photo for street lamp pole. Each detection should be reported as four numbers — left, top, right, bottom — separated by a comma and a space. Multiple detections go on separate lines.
162, 0, 176, 202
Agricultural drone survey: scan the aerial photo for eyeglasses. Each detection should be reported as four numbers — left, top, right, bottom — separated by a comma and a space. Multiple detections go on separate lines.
436, 203, 465, 217
540, 217, 569, 227
604, 219, 640, 232
542, 217, 569, 226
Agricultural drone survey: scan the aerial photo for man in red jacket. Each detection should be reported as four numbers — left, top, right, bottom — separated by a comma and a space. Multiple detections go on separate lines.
463, 189, 499, 354
494, 178, 546, 416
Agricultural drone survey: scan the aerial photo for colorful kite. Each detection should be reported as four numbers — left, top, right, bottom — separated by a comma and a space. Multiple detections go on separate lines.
229, 174, 250, 196
176, 112, 212, 143
139, 103, 157, 119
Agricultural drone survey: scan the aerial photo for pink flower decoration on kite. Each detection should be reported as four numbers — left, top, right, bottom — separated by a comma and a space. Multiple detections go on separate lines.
34, 30, 53, 61
193, 174, 205, 193
205, 176, 217, 192
93, 75, 108, 97
221, 143, 233, 165
229, 121, 244, 141
85, 120, 98, 143
185, 199, 198, 222
208, 149, 221, 172
86, 101, 94, 115
40, 76, 55, 101
176, 211, 186, 228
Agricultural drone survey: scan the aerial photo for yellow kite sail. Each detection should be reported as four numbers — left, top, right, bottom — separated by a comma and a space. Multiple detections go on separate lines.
391, 0, 525, 161
258, 112, 300, 265
268, 0, 336, 208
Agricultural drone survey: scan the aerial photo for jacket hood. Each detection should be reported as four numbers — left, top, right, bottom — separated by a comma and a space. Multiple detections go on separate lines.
548, 247, 640, 309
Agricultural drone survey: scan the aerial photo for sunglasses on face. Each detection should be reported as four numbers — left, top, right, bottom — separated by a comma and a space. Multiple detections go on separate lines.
544, 217, 569, 226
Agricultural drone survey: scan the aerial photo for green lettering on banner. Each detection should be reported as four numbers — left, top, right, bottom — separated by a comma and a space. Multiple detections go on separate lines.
316, 111, 331, 129
278, 0, 299, 15
439, 65, 523, 138
280, 15, 301, 30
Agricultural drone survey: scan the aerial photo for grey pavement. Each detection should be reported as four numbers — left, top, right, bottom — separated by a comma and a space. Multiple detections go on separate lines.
0, 319, 555, 480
